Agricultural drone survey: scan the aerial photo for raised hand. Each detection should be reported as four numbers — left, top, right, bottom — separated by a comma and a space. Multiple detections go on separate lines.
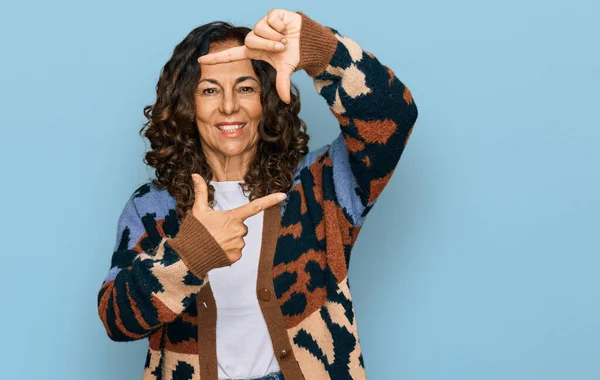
190, 174, 286, 264
198, 9, 301, 104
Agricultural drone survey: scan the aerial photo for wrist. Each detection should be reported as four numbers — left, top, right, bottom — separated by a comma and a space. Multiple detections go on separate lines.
296, 12, 338, 77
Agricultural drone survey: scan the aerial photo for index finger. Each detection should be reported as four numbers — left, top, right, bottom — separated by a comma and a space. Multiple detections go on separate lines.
198, 45, 250, 65
231, 193, 286, 220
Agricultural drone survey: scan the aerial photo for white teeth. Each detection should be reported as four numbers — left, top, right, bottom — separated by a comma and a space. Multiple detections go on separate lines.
218, 124, 245, 132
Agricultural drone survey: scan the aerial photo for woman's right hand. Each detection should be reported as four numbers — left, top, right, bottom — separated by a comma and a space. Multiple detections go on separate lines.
190, 173, 286, 264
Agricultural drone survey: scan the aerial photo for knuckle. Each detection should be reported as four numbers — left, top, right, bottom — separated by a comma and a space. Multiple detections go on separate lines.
268, 9, 281, 21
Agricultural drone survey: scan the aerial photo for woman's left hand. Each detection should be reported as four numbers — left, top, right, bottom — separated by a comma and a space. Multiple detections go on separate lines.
198, 9, 301, 104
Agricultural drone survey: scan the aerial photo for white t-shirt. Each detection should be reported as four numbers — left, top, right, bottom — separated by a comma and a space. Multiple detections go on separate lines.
206, 180, 281, 380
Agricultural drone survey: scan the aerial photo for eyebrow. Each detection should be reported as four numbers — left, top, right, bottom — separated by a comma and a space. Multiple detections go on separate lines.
198, 76, 259, 86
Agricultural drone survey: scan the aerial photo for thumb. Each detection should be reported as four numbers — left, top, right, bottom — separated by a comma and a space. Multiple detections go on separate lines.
275, 66, 293, 104
192, 174, 210, 212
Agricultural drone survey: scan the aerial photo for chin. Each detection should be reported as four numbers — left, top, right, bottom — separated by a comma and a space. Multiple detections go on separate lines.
217, 143, 255, 158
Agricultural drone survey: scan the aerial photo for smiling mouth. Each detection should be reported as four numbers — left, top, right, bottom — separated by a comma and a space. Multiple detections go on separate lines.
216, 123, 246, 132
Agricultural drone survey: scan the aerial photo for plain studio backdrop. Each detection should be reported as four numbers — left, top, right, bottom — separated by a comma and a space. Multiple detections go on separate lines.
0, 0, 598, 379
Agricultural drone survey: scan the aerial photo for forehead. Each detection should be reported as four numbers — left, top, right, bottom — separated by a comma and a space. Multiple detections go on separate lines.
199, 40, 257, 81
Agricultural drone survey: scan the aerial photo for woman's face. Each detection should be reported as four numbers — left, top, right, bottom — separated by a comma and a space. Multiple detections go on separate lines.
194, 40, 263, 160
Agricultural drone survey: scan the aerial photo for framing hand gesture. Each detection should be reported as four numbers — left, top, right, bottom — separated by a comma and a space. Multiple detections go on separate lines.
198, 9, 301, 104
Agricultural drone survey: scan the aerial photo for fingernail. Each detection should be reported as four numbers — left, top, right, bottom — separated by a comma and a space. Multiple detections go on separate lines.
275, 42, 284, 49
281, 38, 288, 44
192, 174, 200, 183
278, 194, 286, 201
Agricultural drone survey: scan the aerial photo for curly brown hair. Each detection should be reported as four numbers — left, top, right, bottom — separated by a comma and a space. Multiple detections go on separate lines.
139, 21, 310, 220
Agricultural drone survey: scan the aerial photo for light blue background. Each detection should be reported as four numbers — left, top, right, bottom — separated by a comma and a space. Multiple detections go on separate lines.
1, 0, 598, 378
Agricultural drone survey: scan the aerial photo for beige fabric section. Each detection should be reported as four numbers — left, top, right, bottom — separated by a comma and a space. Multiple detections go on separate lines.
335, 34, 364, 62
288, 307, 334, 376
287, 320, 330, 380
326, 64, 370, 100
314, 79, 333, 94
162, 351, 201, 380
142, 348, 163, 380
321, 34, 370, 101
328, 276, 366, 380
287, 275, 366, 380
150, 238, 203, 314
332, 88, 347, 115
341, 65, 370, 99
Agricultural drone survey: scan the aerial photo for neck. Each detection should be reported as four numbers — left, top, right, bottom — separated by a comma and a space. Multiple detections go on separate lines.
202, 143, 256, 182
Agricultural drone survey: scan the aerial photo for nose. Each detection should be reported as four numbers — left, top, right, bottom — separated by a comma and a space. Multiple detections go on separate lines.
218, 89, 240, 115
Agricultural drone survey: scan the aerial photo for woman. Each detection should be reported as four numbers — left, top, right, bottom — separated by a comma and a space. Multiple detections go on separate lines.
98, 9, 418, 380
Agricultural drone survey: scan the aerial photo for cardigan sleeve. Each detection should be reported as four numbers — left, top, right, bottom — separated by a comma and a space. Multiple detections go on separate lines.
97, 189, 230, 342
295, 12, 418, 226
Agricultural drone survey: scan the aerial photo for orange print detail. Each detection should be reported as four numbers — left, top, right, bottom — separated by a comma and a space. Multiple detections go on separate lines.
368, 171, 394, 203
403, 87, 413, 104
113, 287, 147, 339
149, 329, 163, 350
273, 248, 329, 328
343, 135, 365, 153
362, 156, 371, 167
322, 200, 348, 282
151, 295, 178, 322
354, 119, 397, 144
386, 66, 395, 86
126, 282, 152, 330
335, 113, 351, 126
156, 219, 165, 237
281, 222, 302, 239
315, 219, 325, 241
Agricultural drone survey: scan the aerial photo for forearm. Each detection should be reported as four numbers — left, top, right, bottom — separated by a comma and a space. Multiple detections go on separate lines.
297, 12, 418, 208
98, 213, 230, 342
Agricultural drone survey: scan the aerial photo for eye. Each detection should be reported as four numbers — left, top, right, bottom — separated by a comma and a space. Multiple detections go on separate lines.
238, 86, 255, 93
200, 87, 219, 96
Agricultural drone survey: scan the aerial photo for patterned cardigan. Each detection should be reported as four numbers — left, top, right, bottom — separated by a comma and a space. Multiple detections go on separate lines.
98, 12, 418, 380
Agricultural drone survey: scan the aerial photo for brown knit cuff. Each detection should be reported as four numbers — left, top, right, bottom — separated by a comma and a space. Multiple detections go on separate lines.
168, 213, 231, 278
296, 12, 338, 77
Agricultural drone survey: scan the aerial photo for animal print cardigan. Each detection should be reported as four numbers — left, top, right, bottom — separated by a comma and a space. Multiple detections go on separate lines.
98, 11, 418, 380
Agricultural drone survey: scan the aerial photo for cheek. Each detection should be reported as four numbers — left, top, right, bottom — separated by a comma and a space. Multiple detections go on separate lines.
242, 97, 263, 121
194, 98, 214, 122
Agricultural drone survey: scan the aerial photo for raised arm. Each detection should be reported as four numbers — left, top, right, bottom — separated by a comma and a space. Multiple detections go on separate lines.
297, 12, 418, 224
